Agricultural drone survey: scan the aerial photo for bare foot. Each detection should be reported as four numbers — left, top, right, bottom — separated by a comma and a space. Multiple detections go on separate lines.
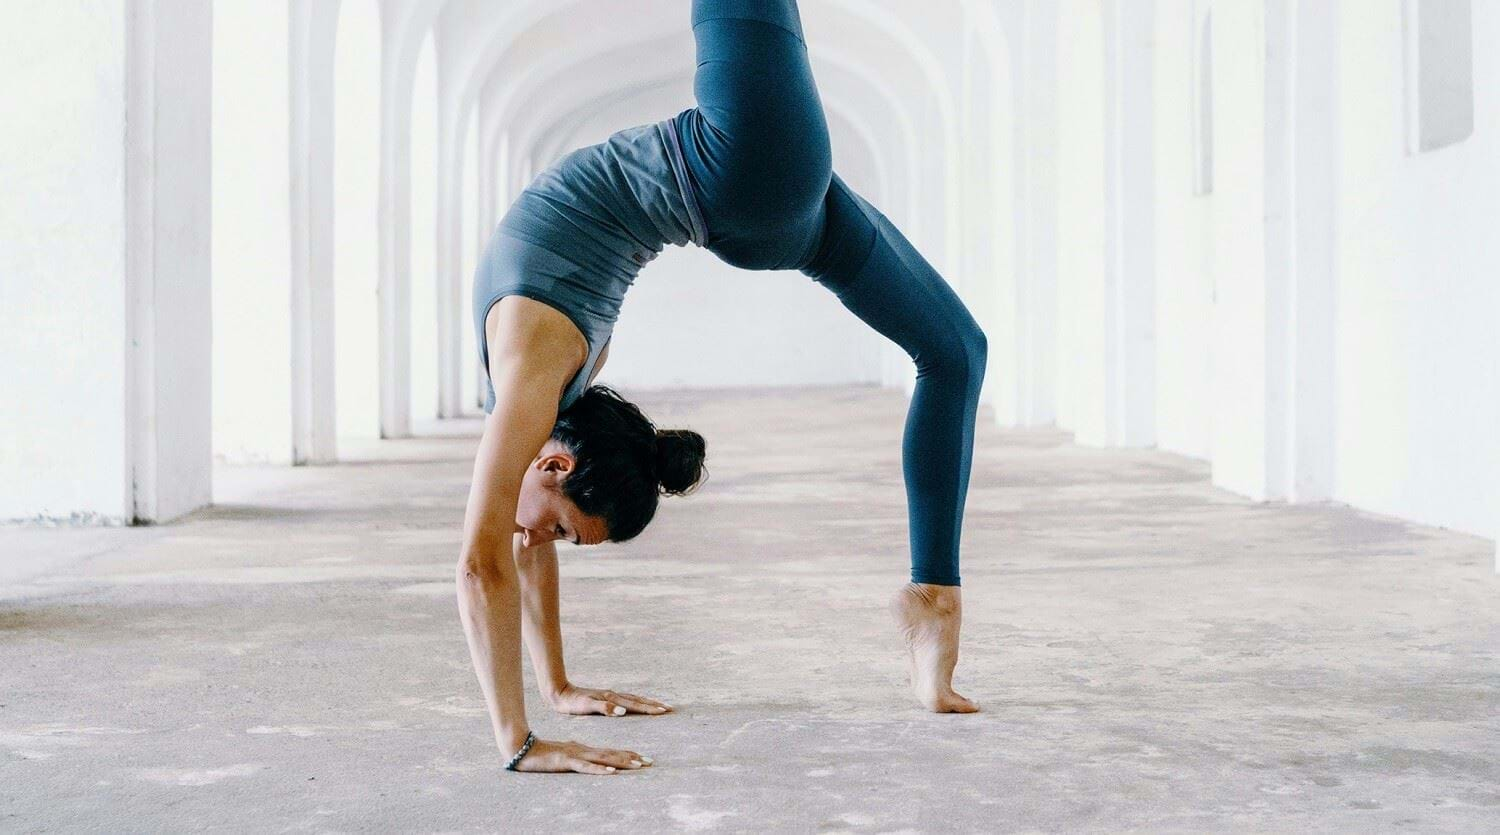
890, 583, 979, 713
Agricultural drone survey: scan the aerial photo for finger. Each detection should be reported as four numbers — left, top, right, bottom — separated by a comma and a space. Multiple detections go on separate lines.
589, 699, 627, 717
584, 748, 645, 769
569, 758, 617, 775
611, 692, 672, 713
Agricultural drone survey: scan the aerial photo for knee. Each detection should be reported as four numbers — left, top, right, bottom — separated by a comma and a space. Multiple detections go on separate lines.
961, 322, 989, 388
919, 318, 987, 389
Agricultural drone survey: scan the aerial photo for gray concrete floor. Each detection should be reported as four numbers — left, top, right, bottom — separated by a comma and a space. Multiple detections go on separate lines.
2, 386, 1497, 833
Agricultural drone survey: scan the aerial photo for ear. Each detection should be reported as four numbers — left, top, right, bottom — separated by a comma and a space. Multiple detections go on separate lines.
537, 451, 576, 475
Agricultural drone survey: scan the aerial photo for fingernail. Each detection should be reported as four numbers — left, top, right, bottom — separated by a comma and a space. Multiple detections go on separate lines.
630, 760, 641, 767
640, 756, 654, 765
612, 706, 626, 716
606, 766, 616, 773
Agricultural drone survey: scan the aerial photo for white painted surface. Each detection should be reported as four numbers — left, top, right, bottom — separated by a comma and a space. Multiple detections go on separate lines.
0, 2, 130, 520
1335, 0, 1499, 543
409, 32, 440, 426
1054, 0, 1110, 447
334, 0, 383, 440
1, 0, 211, 523
129, 0, 214, 519
1207, 0, 1271, 499
212, 0, 294, 464
1152, 1, 1215, 461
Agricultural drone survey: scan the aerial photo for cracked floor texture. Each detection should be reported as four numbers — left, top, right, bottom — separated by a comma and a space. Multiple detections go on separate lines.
2, 386, 1497, 833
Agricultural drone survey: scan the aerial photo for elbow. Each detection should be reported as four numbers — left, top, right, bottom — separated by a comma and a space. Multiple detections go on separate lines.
455, 555, 511, 594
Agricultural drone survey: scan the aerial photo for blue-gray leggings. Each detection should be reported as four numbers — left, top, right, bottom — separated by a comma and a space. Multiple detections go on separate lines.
674, 0, 986, 586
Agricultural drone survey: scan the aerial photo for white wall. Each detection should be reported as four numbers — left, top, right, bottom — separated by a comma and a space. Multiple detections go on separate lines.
1334, 0, 1500, 542
0, 2, 130, 520
1, 0, 212, 523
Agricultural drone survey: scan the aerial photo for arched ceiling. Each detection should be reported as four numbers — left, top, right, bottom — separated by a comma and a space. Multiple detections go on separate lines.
426, 0, 961, 240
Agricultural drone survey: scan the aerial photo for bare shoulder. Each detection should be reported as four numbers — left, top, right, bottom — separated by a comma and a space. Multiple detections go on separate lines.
484, 296, 589, 390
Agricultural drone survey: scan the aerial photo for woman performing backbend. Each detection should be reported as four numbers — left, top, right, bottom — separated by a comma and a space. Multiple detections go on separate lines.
460, 0, 987, 775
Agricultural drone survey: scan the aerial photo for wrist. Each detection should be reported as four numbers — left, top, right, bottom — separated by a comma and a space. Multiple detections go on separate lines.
503, 730, 537, 771
541, 677, 571, 705
498, 724, 532, 755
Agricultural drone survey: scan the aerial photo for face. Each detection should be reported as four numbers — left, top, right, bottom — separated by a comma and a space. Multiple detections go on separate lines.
514, 439, 610, 549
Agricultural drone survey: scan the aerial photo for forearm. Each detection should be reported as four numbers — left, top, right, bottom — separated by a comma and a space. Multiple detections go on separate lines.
513, 535, 570, 701
457, 534, 531, 754
455, 392, 557, 757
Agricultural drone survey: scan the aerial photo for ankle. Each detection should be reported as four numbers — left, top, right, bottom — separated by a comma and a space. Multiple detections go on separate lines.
900, 582, 961, 614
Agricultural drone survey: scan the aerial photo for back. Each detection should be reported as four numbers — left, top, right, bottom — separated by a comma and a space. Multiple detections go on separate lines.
473, 118, 702, 414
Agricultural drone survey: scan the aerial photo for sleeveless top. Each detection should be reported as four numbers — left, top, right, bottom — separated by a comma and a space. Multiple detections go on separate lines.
473, 114, 707, 414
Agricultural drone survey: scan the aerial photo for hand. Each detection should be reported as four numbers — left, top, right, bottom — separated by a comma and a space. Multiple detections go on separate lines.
510, 737, 652, 775
547, 683, 674, 717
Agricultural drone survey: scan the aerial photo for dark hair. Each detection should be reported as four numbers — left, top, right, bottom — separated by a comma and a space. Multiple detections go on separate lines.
550, 385, 707, 542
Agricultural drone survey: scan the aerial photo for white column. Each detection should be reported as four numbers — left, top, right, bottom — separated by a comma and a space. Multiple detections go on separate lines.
128, 0, 214, 520
377, 20, 415, 438
1020, 0, 1060, 427
0, 0, 212, 523
432, 27, 467, 420
1209, 0, 1273, 497
1210, 0, 1339, 502
1102, 0, 1157, 447
1288, 0, 1339, 501
289, 0, 341, 464
213, 0, 295, 465
1053, 0, 1109, 445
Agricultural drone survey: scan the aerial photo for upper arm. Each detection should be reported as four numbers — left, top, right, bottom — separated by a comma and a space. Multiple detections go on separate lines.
462, 301, 582, 572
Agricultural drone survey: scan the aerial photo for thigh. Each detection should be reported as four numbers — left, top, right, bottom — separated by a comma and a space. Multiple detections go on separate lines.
679, 0, 831, 239
803, 174, 983, 363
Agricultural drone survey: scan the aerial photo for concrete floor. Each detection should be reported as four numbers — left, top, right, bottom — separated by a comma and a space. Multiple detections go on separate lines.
2, 386, 1497, 833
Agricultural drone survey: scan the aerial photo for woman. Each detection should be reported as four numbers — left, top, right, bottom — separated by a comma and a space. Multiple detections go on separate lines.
460, 0, 987, 776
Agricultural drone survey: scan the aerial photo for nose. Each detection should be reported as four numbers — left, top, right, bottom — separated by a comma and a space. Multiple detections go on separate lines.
520, 528, 552, 549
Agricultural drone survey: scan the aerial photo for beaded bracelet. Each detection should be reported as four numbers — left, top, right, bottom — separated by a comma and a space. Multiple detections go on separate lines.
504, 730, 536, 772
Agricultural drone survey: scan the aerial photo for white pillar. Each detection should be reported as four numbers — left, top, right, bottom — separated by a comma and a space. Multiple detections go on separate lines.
377, 19, 415, 438
1288, 0, 1339, 501
129, 0, 214, 520
1210, 0, 1339, 502
1020, 0, 1060, 427
289, 0, 341, 464
959, 3, 1022, 425
1103, 0, 1157, 447
212, 0, 297, 464
433, 38, 465, 420
1053, 0, 1109, 445
0, 0, 212, 523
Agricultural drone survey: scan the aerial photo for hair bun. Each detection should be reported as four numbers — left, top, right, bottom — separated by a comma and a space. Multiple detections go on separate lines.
653, 428, 707, 496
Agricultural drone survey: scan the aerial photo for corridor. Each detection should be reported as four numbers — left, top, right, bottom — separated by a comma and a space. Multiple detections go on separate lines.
3, 387, 1495, 832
